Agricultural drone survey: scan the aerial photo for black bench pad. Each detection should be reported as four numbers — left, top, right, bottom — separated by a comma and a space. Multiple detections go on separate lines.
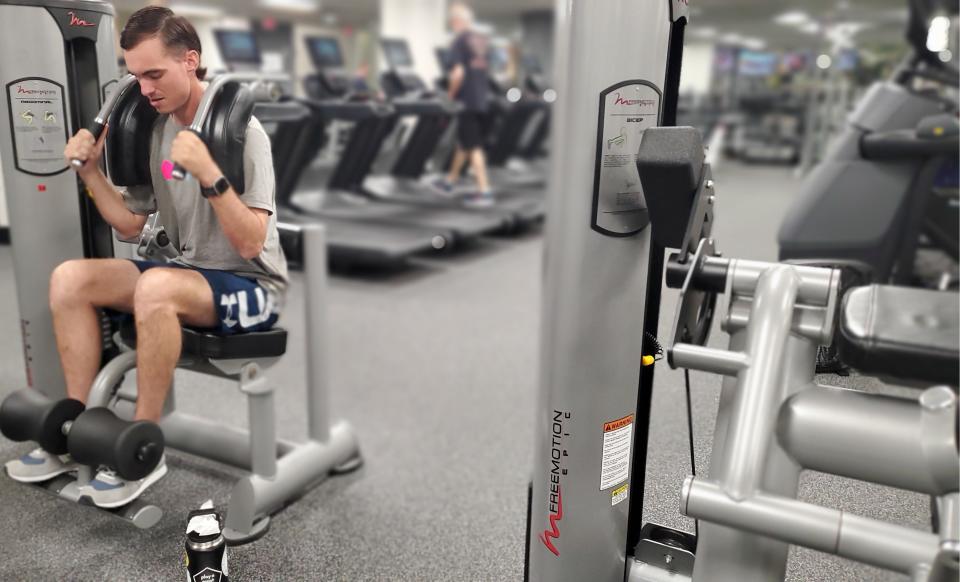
119, 319, 287, 360
838, 285, 958, 386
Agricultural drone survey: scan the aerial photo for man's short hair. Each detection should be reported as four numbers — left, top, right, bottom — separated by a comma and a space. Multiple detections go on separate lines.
449, 2, 474, 25
120, 6, 208, 81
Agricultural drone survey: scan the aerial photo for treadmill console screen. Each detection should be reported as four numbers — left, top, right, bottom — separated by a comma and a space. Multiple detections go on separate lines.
214, 29, 261, 65
307, 36, 344, 69
382, 39, 414, 69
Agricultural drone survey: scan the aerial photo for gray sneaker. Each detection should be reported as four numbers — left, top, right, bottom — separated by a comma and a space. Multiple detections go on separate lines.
463, 191, 496, 208
77, 456, 168, 508
5, 447, 80, 483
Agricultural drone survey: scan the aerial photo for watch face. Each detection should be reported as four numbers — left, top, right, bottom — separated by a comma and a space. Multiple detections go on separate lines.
214, 176, 230, 194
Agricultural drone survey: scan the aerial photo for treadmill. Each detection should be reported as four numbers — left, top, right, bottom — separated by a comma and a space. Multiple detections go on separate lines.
288, 35, 503, 246
213, 29, 447, 270
359, 38, 543, 228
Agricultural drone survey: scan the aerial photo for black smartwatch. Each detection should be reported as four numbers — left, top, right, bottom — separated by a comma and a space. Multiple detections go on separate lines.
201, 175, 230, 198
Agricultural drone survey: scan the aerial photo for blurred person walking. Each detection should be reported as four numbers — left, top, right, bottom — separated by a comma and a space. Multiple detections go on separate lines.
434, 2, 495, 207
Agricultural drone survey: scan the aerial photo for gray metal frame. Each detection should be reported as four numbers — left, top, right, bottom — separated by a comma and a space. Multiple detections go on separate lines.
0, 0, 123, 398
526, 0, 675, 580
528, 0, 959, 577
673, 258, 957, 581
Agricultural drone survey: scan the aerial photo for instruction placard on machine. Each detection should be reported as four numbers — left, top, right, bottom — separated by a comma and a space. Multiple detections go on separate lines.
600, 414, 633, 491
6, 77, 68, 176
591, 80, 661, 237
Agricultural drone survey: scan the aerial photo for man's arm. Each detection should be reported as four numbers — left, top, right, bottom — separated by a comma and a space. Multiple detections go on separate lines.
448, 63, 465, 101
65, 128, 149, 239
205, 192, 268, 260
79, 169, 149, 239
170, 130, 267, 260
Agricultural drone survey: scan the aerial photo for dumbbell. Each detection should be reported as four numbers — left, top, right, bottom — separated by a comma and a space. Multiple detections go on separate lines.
0, 389, 164, 481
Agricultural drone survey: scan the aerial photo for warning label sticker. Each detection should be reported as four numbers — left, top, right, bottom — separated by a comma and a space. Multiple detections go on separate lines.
600, 414, 633, 490
611, 483, 629, 506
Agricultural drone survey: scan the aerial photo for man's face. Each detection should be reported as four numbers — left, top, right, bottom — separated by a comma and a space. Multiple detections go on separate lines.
123, 36, 198, 114
449, 13, 466, 33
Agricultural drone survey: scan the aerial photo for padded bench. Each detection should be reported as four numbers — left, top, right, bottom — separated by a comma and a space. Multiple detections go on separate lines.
838, 285, 959, 386
119, 318, 287, 360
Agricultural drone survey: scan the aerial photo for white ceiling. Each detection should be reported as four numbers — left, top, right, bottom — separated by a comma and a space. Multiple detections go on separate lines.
110, 0, 911, 50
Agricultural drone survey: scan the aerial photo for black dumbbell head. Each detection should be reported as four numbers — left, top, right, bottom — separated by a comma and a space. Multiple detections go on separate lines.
0, 389, 85, 455
68, 408, 165, 481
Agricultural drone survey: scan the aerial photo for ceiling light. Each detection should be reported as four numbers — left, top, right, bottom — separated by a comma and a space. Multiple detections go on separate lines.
169, 3, 224, 18
774, 11, 810, 27
259, 0, 320, 14
798, 22, 821, 35
689, 27, 718, 40
927, 15, 951, 53
741, 37, 767, 51
720, 33, 743, 45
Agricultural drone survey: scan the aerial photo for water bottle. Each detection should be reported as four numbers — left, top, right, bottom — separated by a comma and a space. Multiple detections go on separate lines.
184, 501, 229, 582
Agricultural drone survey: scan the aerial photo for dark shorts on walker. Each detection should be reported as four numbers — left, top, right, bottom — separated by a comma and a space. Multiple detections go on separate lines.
456, 110, 490, 150
129, 260, 280, 334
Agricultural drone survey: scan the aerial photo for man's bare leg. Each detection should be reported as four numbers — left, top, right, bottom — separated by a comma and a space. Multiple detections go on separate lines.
132, 268, 217, 422
49, 259, 142, 403
446, 146, 469, 184
469, 147, 491, 193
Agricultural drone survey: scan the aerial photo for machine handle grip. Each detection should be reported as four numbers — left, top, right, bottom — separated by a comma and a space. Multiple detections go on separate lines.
171, 163, 187, 181
70, 119, 107, 169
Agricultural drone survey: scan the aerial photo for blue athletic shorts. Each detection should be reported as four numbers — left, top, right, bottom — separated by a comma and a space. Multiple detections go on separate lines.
129, 260, 280, 334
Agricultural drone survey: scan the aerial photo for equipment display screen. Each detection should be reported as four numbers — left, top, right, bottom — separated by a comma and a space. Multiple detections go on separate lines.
382, 39, 413, 69
307, 36, 344, 69
780, 51, 809, 73
214, 29, 261, 64
737, 50, 778, 77
835, 49, 859, 72
713, 46, 737, 73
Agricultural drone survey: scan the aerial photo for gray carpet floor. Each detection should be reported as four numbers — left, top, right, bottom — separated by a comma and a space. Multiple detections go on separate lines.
0, 161, 931, 580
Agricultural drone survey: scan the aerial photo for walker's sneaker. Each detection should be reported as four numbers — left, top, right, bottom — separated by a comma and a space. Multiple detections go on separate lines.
464, 191, 495, 208
5, 448, 80, 483
78, 456, 168, 508
430, 177, 455, 195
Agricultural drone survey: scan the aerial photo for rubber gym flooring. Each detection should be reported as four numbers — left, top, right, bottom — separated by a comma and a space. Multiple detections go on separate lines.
0, 162, 929, 581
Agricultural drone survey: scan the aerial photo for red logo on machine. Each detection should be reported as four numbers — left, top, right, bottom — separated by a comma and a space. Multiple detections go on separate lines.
541, 409, 570, 557
539, 488, 563, 556
614, 92, 657, 108
67, 11, 96, 27
614, 92, 642, 106
16, 85, 55, 96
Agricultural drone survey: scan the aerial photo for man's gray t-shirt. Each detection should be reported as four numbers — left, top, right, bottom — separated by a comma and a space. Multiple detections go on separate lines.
122, 114, 288, 297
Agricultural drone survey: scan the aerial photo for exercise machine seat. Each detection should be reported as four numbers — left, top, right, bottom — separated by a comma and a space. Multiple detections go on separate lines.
838, 285, 959, 386
119, 318, 287, 360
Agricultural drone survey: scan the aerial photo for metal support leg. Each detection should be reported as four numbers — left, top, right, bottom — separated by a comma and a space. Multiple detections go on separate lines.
240, 363, 277, 480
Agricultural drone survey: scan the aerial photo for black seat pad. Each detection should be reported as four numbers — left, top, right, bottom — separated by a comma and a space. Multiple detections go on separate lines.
119, 318, 287, 360
838, 285, 959, 386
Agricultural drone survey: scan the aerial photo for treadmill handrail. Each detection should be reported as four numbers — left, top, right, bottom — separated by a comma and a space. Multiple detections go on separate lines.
860, 130, 960, 160
300, 98, 394, 121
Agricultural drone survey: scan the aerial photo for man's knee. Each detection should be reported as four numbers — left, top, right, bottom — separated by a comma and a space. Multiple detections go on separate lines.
134, 269, 180, 318
49, 259, 93, 310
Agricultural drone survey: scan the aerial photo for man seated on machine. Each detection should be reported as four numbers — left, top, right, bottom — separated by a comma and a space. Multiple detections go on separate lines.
4, 6, 288, 508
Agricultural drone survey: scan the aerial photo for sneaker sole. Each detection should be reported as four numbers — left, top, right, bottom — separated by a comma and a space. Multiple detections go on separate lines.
85, 463, 168, 509
4, 464, 78, 484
